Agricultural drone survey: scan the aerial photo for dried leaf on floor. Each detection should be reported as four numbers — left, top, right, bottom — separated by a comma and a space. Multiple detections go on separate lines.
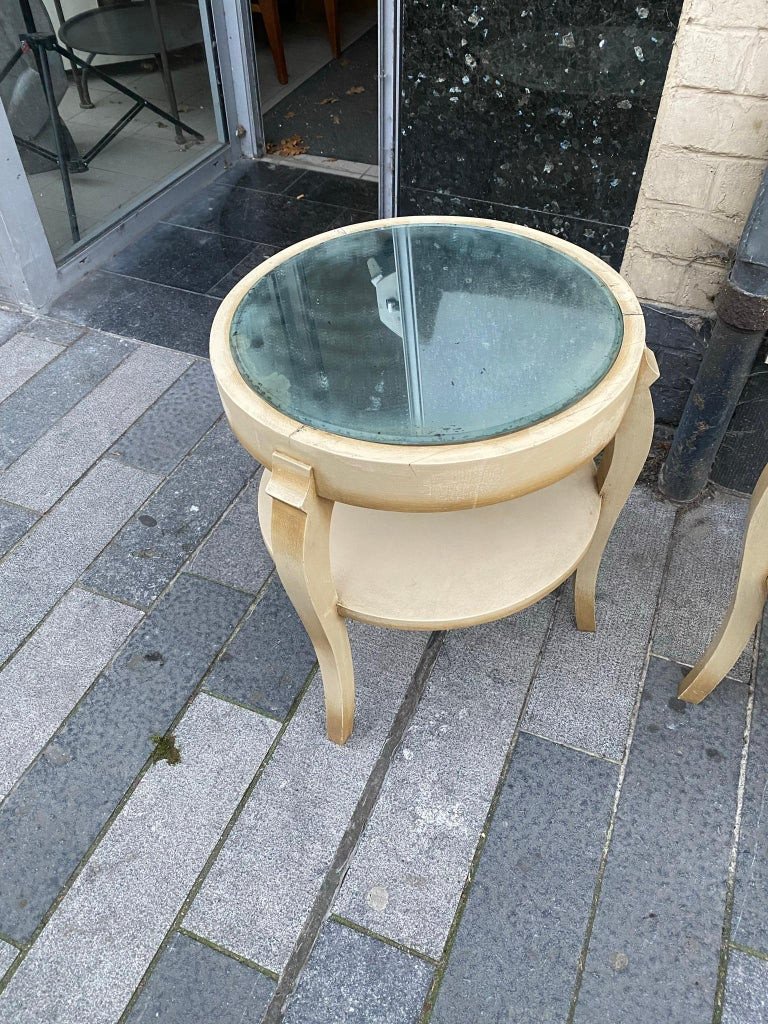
265, 134, 309, 156
285, 110, 296, 118
320, 96, 339, 105
331, 114, 341, 124
346, 85, 365, 95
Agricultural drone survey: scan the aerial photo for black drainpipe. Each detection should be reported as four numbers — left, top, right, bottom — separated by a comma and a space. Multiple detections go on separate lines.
659, 165, 768, 502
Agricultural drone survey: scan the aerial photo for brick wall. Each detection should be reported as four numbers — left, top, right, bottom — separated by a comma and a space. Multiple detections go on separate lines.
621, 0, 768, 313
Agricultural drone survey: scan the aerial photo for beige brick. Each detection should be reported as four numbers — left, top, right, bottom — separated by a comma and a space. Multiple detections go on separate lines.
631, 206, 740, 262
656, 90, 768, 158
675, 261, 728, 310
640, 149, 717, 208
671, 26, 751, 92
689, 0, 768, 30
740, 35, 768, 97
711, 158, 765, 217
621, 248, 687, 307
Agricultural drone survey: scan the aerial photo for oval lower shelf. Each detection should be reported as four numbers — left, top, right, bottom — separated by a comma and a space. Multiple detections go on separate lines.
259, 462, 600, 630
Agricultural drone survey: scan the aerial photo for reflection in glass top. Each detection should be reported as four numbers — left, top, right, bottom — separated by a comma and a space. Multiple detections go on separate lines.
228, 223, 624, 445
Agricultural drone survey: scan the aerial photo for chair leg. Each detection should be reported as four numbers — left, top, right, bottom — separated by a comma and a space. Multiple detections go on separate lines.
677, 463, 768, 703
257, 0, 289, 85
323, 0, 341, 59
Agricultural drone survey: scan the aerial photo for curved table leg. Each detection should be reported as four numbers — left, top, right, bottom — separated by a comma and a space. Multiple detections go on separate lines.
678, 463, 768, 703
574, 346, 659, 631
266, 452, 355, 744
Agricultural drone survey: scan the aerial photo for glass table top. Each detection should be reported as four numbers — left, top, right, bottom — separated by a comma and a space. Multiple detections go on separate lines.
228, 222, 624, 445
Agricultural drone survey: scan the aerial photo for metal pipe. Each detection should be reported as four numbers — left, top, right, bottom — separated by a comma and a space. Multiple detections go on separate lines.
659, 166, 768, 501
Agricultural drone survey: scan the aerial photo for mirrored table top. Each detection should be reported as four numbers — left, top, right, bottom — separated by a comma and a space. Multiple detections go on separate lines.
228, 222, 624, 445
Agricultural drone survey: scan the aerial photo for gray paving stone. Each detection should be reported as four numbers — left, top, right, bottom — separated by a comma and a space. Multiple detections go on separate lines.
573, 656, 747, 1024
186, 624, 429, 972
0, 501, 37, 557
0, 344, 191, 513
654, 491, 753, 680
0, 588, 142, 801
0, 459, 158, 666
84, 420, 257, 608
522, 487, 676, 760
204, 577, 315, 719
430, 733, 617, 1024
190, 474, 273, 594
0, 573, 250, 942
335, 602, 554, 958
0, 331, 135, 469
125, 932, 275, 1024
0, 307, 31, 344
283, 921, 433, 1024
24, 317, 86, 347
731, 605, 768, 953
0, 333, 63, 403
723, 950, 768, 1024
108, 359, 223, 476
0, 693, 278, 1024
0, 941, 17, 979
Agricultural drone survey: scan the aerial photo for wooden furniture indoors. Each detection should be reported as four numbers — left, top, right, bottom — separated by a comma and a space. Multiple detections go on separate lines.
677, 462, 768, 704
252, 0, 341, 86
210, 216, 657, 744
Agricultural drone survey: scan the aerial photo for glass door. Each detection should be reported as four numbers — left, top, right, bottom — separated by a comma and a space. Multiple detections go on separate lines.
0, 0, 231, 263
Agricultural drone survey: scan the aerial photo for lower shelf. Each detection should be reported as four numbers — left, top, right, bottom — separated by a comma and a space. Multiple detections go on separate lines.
259, 461, 600, 630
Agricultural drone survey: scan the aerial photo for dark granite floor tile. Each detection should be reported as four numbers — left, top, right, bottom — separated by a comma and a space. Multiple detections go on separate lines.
24, 317, 87, 347
218, 159, 306, 195
291, 172, 378, 211
431, 734, 617, 1024
713, 357, 768, 496
108, 360, 223, 476
722, 950, 768, 1024
166, 184, 340, 248
106, 223, 254, 294
48, 272, 220, 356
283, 921, 433, 1024
574, 656, 747, 1024
398, 187, 628, 268
207, 243, 280, 298
84, 419, 257, 608
0, 330, 135, 469
732, 605, 768, 954
648, 343, 702, 426
0, 500, 38, 557
0, 574, 250, 942
126, 932, 275, 1024
204, 577, 315, 719
642, 303, 711, 355
328, 207, 379, 228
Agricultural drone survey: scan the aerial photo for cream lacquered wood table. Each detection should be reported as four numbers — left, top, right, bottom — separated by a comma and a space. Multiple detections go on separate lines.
210, 216, 658, 744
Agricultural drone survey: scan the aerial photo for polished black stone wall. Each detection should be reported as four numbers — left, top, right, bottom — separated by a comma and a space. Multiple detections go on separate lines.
397, 0, 684, 269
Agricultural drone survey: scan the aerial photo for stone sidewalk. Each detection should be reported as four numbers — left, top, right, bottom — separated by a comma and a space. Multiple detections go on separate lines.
0, 304, 766, 1024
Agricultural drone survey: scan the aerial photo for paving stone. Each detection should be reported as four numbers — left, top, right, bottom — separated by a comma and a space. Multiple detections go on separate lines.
0, 693, 278, 1024
522, 487, 676, 760
0, 307, 31, 344
731, 605, 768, 953
189, 474, 273, 594
125, 932, 275, 1024
0, 459, 158, 666
0, 330, 135, 469
335, 602, 554, 958
84, 420, 257, 608
185, 624, 429, 972
0, 588, 142, 802
0, 344, 191, 513
0, 941, 17, 979
204, 577, 315, 719
430, 734, 617, 1024
0, 501, 37, 557
283, 921, 433, 1024
24, 317, 87, 347
0, 333, 63, 403
108, 360, 223, 476
573, 657, 747, 1024
654, 491, 753, 680
0, 573, 250, 942
722, 950, 768, 1024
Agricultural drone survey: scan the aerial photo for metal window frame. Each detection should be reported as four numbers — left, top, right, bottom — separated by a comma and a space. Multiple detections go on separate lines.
0, 0, 260, 310
378, 0, 400, 217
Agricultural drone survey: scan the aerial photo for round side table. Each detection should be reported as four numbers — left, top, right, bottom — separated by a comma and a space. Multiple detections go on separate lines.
210, 216, 658, 744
